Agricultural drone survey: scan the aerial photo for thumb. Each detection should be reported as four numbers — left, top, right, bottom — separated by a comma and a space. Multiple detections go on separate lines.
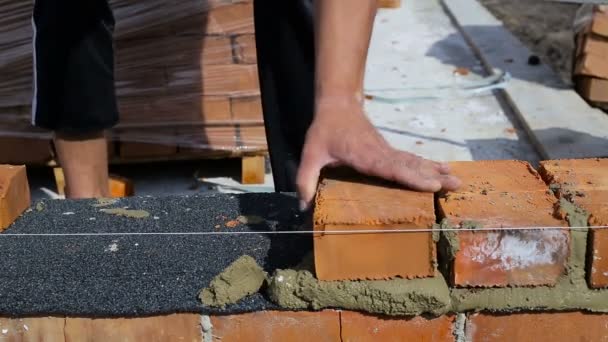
296, 144, 327, 212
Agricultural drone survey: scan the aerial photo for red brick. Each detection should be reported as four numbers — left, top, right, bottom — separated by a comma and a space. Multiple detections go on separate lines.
65, 314, 202, 341
377, 0, 401, 8
233, 34, 257, 64
0, 137, 52, 165
166, 65, 260, 97
177, 127, 238, 155
179, 36, 233, 66
117, 129, 178, 159
0, 165, 30, 230
231, 96, 263, 122
206, 3, 254, 34
114, 1, 251, 38
109, 174, 135, 198
210, 311, 341, 342
539, 158, 608, 194
438, 161, 569, 287
589, 208, 608, 288
449, 160, 548, 194
467, 312, 608, 341
314, 170, 436, 281
115, 67, 167, 97
239, 126, 268, 152
575, 53, 608, 79
576, 76, 608, 103
0, 317, 65, 341
539, 159, 608, 288
340, 311, 454, 342
174, 3, 254, 35
120, 142, 177, 159
578, 34, 608, 59
590, 11, 608, 38
118, 95, 231, 125
116, 36, 233, 69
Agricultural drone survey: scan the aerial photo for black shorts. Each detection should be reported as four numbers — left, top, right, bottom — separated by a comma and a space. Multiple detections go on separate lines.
32, 0, 315, 192
32, 0, 119, 134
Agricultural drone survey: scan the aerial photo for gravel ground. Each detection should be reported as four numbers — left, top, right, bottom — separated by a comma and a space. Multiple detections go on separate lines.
479, 0, 581, 85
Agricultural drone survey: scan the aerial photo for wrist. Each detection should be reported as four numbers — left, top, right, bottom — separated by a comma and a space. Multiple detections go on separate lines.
315, 91, 364, 110
313, 94, 366, 121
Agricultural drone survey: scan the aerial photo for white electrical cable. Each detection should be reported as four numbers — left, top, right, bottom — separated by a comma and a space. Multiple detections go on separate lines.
363, 70, 511, 104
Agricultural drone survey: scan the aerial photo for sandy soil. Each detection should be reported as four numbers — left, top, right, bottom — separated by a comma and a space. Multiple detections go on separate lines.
479, 0, 581, 85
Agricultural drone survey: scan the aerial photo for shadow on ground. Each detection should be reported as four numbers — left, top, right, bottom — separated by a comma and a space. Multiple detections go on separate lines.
237, 192, 312, 271
376, 125, 608, 162
425, 25, 572, 90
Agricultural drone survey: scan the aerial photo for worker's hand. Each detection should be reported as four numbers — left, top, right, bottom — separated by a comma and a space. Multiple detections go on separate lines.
296, 97, 462, 211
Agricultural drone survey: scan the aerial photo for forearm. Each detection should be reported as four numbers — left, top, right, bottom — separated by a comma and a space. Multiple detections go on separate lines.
314, 0, 377, 104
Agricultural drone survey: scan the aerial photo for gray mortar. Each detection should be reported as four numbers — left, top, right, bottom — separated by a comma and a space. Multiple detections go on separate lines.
92, 198, 120, 208
35, 202, 45, 212
236, 215, 264, 225
99, 208, 150, 219
432, 223, 441, 243
453, 313, 467, 342
559, 198, 589, 228
266, 269, 451, 316
450, 199, 608, 313
439, 219, 460, 261
201, 315, 213, 342
199, 255, 267, 308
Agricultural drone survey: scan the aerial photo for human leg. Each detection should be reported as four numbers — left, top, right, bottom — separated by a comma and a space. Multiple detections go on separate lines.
32, 0, 118, 198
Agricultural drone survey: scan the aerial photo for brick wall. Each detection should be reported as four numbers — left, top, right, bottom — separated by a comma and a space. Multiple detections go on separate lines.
1, 159, 607, 340
304, 158, 608, 341
190, 158, 608, 341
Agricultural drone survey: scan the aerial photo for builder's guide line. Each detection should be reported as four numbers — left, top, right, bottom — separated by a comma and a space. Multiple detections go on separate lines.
0, 225, 604, 237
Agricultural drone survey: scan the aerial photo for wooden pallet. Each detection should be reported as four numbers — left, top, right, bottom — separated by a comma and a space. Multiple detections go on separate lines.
50, 152, 267, 196
51, 153, 266, 198
0, 137, 267, 201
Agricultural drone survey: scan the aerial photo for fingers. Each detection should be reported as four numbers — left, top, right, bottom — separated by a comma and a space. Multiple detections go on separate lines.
438, 174, 462, 191
436, 161, 451, 175
353, 148, 461, 193
296, 142, 328, 212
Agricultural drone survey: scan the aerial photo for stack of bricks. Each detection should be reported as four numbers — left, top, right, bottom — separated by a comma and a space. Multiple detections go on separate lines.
0, 0, 267, 164
0, 0, 404, 164
575, 6, 608, 109
112, 0, 266, 160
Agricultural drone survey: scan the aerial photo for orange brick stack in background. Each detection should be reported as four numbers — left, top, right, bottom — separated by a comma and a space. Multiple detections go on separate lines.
0, 0, 267, 164
0, 0, 407, 165
575, 6, 608, 108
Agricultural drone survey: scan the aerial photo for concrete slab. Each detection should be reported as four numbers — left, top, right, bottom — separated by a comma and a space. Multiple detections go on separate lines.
442, 0, 608, 159
365, 0, 539, 163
